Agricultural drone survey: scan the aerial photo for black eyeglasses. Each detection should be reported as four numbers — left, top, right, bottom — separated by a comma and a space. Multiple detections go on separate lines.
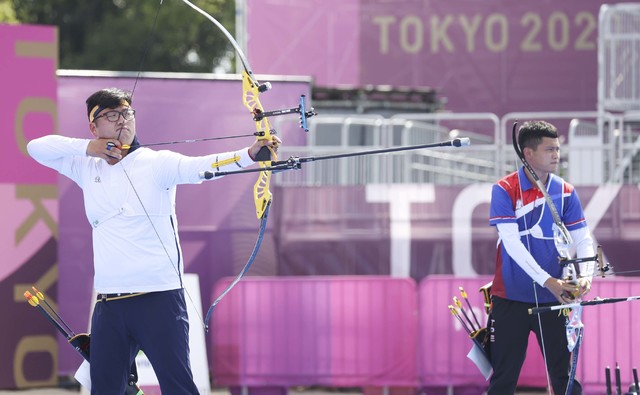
95, 108, 136, 122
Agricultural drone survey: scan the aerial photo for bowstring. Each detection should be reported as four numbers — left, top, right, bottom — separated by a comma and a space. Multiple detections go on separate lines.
516, 168, 554, 394
119, 0, 205, 328
131, 0, 164, 100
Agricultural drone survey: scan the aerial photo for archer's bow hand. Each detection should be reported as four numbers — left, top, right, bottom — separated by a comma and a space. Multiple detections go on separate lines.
249, 135, 282, 161
575, 277, 592, 298
544, 277, 582, 304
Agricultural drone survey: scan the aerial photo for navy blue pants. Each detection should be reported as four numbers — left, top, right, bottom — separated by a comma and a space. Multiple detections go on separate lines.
487, 296, 581, 395
90, 289, 200, 394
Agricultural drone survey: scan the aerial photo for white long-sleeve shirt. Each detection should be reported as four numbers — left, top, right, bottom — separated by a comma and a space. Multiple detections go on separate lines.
27, 135, 255, 293
496, 223, 595, 287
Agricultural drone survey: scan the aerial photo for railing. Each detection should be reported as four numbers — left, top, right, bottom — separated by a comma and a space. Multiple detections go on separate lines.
598, 3, 640, 113
274, 110, 640, 186
275, 113, 499, 186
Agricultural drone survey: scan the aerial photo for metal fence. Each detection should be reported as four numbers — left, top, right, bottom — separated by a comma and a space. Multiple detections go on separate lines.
599, 3, 640, 112
274, 110, 640, 186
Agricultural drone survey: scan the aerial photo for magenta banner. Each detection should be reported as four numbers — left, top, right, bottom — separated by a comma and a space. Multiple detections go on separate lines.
0, 24, 58, 184
0, 24, 59, 390
420, 276, 545, 390
207, 275, 640, 394
211, 276, 418, 387
272, 184, 640, 280
247, 0, 624, 115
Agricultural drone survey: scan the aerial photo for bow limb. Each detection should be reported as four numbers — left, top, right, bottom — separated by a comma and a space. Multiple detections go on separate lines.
204, 200, 271, 330
565, 322, 583, 395
183, 0, 275, 218
561, 267, 584, 394
180, 0, 274, 219
179, 0, 276, 330
180, 0, 253, 74
530, 290, 640, 393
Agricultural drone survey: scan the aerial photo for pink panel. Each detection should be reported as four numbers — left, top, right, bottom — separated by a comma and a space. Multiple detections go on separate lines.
579, 279, 640, 395
0, 24, 58, 184
210, 276, 418, 387
418, 276, 546, 388
247, 0, 361, 86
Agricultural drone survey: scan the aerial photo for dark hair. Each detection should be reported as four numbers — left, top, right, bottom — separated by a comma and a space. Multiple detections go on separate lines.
517, 120, 558, 151
86, 88, 133, 120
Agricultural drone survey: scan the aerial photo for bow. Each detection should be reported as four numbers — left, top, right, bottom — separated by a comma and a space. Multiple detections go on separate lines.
511, 121, 584, 395
562, 245, 615, 393
526, 247, 611, 395
113, 0, 316, 332
177, 0, 316, 330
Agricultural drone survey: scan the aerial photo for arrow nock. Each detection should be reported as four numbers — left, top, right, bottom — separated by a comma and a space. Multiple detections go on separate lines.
454, 296, 462, 308
448, 305, 458, 315
24, 291, 39, 307
32, 286, 45, 301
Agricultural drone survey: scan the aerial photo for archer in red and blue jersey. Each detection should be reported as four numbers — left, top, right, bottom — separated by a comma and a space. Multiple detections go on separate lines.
486, 121, 594, 395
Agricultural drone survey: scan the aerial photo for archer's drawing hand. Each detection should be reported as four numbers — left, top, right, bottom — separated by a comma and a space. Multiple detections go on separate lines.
87, 139, 122, 165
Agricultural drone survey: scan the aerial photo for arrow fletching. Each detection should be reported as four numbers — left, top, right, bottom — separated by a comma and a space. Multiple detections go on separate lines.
24, 291, 39, 307
32, 286, 45, 301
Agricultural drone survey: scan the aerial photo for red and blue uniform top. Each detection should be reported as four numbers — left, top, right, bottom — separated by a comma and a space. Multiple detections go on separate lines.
489, 166, 588, 303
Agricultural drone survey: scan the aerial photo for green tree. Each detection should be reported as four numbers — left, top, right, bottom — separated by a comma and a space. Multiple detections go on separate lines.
7, 0, 235, 72
0, 0, 17, 22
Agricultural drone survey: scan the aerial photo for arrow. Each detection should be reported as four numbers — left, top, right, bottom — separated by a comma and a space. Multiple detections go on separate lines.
459, 286, 482, 330
204, 137, 471, 179
448, 305, 473, 336
32, 286, 75, 335
454, 296, 478, 332
528, 295, 640, 315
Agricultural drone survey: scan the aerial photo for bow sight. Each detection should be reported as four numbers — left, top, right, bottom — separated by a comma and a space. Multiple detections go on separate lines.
252, 94, 317, 132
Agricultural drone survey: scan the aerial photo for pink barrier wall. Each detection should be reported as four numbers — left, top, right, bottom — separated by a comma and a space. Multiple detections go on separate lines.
419, 276, 640, 394
209, 276, 418, 387
209, 276, 640, 393
579, 279, 640, 395
419, 276, 546, 390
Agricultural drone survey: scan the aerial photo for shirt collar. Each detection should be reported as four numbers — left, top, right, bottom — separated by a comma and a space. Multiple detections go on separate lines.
518, 166, 535, 191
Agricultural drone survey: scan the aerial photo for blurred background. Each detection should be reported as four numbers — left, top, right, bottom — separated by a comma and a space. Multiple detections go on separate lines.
2, 0, 640, 394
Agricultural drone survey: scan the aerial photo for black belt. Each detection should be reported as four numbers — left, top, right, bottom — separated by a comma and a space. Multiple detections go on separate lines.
97, 292, 146, 302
